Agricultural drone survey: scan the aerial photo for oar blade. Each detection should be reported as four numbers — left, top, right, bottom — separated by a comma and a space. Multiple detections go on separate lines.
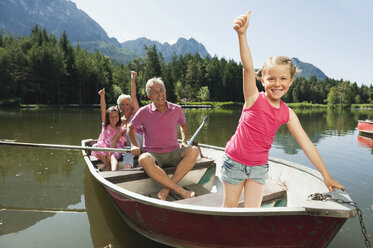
187, 115, 208, 146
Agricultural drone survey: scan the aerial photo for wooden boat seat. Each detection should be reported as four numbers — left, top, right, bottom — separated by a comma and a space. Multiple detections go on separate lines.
99, 157, 215, 184
176, 183, 287, 207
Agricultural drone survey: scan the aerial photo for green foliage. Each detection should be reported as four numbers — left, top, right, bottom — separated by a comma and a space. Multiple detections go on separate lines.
177, 101, 243, 108
351, 104, 373, 109
327, 82, 354, 105
196, 86, 210, 101
0, 26, 372, 106
287, 102, 327, 108
76, 41, 135, 64
0, 98, 21, 107
108, 84, 123, 104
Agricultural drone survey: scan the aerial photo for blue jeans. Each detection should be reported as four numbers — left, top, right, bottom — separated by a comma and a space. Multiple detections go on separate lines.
221, 154, 269, 185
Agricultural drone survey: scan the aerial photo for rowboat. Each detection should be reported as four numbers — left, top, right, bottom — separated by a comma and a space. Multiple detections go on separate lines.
81, 139, 356, 248
358, 120, 373, 135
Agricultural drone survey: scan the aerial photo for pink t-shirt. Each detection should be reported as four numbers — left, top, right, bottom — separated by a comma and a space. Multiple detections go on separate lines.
225, 92, 290, 166
130, 101, 186, 153
92, 123, 126, 160
120, 111, 144, 138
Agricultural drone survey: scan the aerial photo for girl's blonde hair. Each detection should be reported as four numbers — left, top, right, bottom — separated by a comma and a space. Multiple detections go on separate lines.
256, 56, 300, 79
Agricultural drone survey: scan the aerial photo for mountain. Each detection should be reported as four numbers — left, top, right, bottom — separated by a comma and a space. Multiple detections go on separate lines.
0, 0, 325, 79
0, 0, 119, 45
291, 57, 328, 80
0, 0, 210, 64
76, 41, 137, 64
121, 37, 211, 62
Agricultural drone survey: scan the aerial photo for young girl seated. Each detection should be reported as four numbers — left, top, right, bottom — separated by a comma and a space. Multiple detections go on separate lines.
91, 88, 127, 170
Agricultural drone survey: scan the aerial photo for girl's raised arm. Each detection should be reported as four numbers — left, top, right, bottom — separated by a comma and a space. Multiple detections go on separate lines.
130, 71, 140, 113
98, 88, 106, 124
233, 10, 258, 106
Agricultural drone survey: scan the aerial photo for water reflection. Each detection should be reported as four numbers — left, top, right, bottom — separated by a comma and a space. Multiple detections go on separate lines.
357, 133, 373, 154
0, 209, 54, 236
183, 108, 238, 147
1, 107, 372, 247
83, 167, 170, 248
0, 149, 84, 236
184, 107, 371, 155
0, 109, 93, 236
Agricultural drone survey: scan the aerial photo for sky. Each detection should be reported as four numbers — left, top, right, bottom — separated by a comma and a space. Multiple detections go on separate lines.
70, 0, 373, 86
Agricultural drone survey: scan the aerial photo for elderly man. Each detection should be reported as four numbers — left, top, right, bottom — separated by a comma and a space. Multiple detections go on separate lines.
127, 77, 199, 200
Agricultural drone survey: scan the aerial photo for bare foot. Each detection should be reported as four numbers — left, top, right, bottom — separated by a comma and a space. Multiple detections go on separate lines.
158, 188, 170, 200
158, 188, 195, 200
97, 163, 106, 171
180, 190, 195, 199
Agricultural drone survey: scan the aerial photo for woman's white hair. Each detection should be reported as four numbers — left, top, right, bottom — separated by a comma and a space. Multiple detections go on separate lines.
146, 77, 166, 96
117, 94, 132, 106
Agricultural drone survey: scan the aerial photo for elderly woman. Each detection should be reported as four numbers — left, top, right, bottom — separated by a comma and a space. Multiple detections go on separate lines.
117, 71, 140, 125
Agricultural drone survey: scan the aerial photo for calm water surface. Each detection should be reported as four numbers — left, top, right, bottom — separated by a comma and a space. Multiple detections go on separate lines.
0, 107, 372, 247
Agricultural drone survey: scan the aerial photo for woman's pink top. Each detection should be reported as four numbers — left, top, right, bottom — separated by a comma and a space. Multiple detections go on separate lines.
225, 92, 289, 166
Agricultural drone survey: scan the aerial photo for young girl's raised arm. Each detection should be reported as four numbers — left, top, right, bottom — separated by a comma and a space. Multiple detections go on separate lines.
286, 109, 345, 192
131, 71, 140, 113
233, 10, 258, 107
98, 89, 106, 124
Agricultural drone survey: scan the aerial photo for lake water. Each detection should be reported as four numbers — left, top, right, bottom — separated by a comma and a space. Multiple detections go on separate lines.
0, 107, 372, 247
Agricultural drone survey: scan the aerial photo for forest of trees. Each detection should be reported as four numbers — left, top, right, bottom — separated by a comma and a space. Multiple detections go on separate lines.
0, 26, 372, 106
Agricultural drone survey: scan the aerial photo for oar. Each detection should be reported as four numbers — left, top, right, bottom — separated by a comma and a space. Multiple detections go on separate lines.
188, 116, 208, 146
0, 140, 130, 153
1, 116, 208, 151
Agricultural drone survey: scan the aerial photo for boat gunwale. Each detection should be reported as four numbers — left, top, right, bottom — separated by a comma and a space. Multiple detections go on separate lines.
358, 119, 373, 134
81, 139, 355, 218
358, 119, 373, 124
359, 130, 373, 134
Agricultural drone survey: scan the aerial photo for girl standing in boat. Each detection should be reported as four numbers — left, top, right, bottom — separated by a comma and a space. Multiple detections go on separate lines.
222, 10, 345, 208
91, 88, 126, 170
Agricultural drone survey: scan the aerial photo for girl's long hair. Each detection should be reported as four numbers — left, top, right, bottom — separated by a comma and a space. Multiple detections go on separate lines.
105, 106, 121, 128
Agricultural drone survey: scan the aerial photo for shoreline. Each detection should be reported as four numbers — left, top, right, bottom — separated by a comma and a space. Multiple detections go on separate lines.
0, 102, 372, 110
16, 104, 214, 109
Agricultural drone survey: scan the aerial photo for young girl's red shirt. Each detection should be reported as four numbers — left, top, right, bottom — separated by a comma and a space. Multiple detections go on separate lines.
225, 92, 289, 166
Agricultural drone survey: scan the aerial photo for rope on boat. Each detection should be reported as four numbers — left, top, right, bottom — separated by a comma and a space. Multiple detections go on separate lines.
308, 193, 371, 248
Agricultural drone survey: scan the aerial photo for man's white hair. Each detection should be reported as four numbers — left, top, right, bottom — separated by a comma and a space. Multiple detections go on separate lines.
146, 77, 166, 96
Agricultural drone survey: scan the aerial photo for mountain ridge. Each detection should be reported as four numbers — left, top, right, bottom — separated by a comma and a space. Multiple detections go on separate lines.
0, 0, 327, 79
291, 57, 327, 80
121, 37, 211, 62
0, 0, 119, 45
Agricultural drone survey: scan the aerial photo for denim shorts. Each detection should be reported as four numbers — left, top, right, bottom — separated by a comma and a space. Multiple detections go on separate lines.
221, 154, 269, 185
